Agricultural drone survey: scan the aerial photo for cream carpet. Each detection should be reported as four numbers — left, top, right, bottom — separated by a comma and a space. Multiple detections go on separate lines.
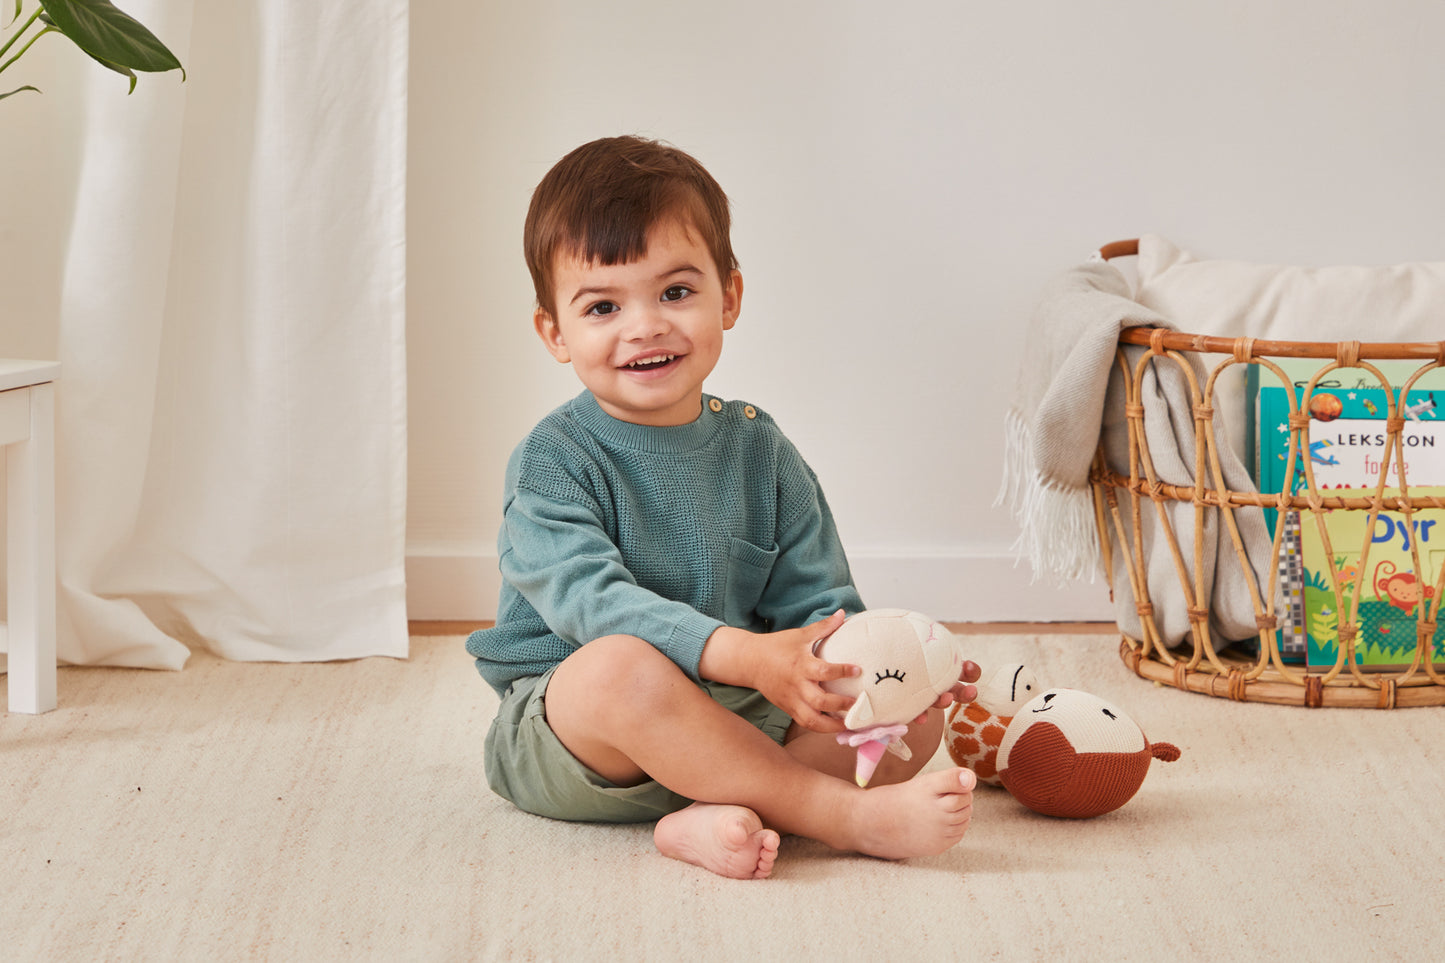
4, 631, 1444, 961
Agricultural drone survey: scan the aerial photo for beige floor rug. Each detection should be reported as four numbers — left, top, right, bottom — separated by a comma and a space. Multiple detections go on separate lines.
4, 631, 1444, 961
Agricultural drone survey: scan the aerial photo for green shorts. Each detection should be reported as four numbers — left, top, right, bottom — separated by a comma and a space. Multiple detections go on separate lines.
484, 666, 793, 824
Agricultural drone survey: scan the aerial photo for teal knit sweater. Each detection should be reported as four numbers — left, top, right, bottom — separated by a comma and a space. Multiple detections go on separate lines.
467, 391, 864, 696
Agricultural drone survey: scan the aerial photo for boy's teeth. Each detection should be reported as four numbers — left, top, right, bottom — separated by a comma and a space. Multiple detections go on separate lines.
627, 354, 675, 368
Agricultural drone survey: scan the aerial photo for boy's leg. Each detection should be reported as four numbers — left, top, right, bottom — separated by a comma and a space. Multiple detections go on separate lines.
650, 711, 943, 879
781, 709, 944, 786
543, 635, 974, 876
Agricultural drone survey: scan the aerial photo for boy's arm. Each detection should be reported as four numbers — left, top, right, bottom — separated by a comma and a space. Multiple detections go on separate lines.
752, 452, 984, 717
755, 454, 864, 632
501, 486, 724, 681
506, 480, 860, 729
708, 446, 866, 730
698, 614, 858, 733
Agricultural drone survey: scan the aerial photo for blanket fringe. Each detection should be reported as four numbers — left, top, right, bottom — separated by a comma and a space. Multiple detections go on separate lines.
997, 408, 1101, 584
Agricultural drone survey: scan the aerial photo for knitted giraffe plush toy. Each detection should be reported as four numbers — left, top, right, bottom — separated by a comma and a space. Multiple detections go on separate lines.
945, 662, 1041, 785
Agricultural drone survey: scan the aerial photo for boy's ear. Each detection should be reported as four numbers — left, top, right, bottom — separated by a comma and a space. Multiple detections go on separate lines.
534, 306, 571, 363
722, 270, 743, 331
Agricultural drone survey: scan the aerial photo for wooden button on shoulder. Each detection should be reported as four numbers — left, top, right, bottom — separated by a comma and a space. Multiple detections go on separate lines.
708, 398, 723, 412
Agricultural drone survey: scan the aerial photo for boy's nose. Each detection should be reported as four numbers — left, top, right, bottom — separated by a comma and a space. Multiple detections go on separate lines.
623, 304, 670, 339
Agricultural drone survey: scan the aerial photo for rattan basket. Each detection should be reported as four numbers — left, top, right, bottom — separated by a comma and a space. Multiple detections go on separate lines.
1095, 239, 1445, 708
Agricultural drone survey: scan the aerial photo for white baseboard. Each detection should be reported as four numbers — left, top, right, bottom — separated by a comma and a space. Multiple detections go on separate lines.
404, 550, 1116, 623
847, 553, 1115, 622
405, 552, 504, 622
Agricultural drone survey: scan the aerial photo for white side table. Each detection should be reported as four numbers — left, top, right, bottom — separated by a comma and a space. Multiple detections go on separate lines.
1, 360, 58, 714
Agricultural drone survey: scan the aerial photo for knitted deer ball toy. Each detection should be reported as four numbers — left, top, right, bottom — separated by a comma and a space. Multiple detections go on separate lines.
945, 662, 1041, 786
996, 688, 1181, 818
816, 608, 964, 787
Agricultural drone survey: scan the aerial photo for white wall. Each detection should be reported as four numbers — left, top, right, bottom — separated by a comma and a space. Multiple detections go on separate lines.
405, 0, 1445, 621
0, 38, 80, 364
8, 3, 1443, 625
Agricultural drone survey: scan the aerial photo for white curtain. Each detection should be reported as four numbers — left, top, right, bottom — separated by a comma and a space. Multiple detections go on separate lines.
4, 0, 409, 669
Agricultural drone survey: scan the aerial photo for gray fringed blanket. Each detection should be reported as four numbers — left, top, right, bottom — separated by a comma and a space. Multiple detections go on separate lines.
999, 256, 1276, 646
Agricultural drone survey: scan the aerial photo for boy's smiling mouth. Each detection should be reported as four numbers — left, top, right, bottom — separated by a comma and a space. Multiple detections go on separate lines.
621, 353, 679, 371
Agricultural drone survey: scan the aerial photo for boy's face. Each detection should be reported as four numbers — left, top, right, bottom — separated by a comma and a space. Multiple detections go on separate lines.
535, 218, 742, 427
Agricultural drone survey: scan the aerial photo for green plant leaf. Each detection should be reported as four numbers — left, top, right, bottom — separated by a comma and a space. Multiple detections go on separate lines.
7, 0, 20, 28
82, 47, 136, 91
39, 0, 183, 76
1, 84, 41, 98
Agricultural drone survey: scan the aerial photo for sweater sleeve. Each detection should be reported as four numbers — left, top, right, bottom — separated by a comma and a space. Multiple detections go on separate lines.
499, 483, 724, 682
753, 443, 866, 631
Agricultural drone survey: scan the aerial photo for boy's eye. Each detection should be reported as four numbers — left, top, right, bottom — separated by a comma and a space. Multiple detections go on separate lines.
586, 301, 619, 317
661, 285, 691, 302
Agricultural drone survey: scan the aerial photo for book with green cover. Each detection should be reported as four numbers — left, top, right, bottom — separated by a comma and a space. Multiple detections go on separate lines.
1247, 357, 1445, 402
1298, 486, 1445, 672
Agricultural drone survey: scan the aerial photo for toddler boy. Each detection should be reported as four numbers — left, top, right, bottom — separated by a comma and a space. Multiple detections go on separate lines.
468, 135, 978, 879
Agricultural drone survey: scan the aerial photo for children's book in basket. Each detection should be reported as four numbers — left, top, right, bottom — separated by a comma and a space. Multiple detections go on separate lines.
1298, 485, 1445, 672
1252, 360, 1445, 667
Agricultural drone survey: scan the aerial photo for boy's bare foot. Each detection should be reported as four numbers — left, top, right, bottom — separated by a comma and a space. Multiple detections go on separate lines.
843, 767, 976, 860
654, 803, 781, 880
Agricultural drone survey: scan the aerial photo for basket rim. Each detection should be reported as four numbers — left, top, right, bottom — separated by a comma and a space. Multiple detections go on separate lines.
1102, 237, 1445, 359
1118, 327, 1445, 360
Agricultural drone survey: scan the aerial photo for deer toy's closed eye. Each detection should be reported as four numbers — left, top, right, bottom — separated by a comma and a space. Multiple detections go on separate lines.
815, 608, 964, 786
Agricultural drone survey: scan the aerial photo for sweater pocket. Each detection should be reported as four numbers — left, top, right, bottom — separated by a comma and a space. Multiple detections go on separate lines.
723, 537, 780, 627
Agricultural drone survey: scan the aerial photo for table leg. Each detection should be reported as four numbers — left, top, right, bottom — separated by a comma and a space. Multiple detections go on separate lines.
7, 383, 56, 714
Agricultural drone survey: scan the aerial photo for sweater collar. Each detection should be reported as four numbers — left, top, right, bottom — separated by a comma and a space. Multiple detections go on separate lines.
572, 391, 722, 454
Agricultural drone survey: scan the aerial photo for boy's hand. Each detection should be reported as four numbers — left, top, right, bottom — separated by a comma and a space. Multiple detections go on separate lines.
910, 658, 983, 725
943, 658, 983, 707
700, 610, 858, 733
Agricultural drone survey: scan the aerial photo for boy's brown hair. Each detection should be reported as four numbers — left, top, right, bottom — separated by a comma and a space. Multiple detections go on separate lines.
524, 135, 738, 320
